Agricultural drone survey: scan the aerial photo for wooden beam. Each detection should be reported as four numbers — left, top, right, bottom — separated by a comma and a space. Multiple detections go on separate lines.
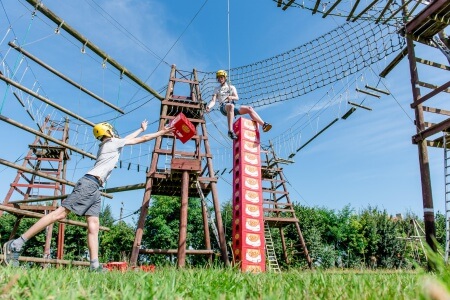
418, 81, 450, 93
375, 0, 394, 24
0, 254, 90, 266
346, 0, 361, 21
383, 0, 414, 25
355, 88, 381, 98
0, 114, 96, 160
139, 249, 215, 255
379, 46, 409, 78
25, 0, 164, 100
323, 0, 343, 18
0, 74, 95, 126
295, 118, 339, 152
10, 194, 68, 204
0, 204, 110, 230
341, 107, 356, 120
365, 85, 390, 95
411, 80, 450, 108
416, 57, 450, 71
352, 0, 379, 22
412, 118, 450, 143
422, 106, 450, 116
348, 101, 372, 111
0, 158, 113, 199
312, 0, 321, 14
8, 42, 124, 114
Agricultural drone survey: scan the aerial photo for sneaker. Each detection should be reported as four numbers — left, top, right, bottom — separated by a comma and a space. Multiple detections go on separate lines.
228, 131, 237, 140
3, 240, 20, 267
89, 264, 109, 273
262, 122, 272, 132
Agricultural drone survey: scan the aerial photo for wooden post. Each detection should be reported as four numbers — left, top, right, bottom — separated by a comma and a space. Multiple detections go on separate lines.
177, 171, 189, 267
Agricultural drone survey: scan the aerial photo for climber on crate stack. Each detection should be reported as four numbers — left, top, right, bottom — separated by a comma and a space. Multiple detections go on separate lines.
205, 69, 272, 140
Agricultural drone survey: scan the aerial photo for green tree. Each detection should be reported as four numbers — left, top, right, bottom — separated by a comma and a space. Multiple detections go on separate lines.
141, 195, 209, 266
99, 220, 135, 262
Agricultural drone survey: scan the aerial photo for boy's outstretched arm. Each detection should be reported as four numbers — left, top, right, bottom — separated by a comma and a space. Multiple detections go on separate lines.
124, 120, 148, 140
125, 125, 175, 145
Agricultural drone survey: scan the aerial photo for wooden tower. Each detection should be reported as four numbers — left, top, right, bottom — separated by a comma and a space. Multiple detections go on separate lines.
0, 116, 69, 260
261, 143, 313, 269
396, 0, 450, 259
130, 65, 229, 267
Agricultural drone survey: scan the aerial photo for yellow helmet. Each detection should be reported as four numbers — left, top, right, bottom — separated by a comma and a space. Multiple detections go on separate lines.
93, 122, 118, 140
216, 69, 227, 79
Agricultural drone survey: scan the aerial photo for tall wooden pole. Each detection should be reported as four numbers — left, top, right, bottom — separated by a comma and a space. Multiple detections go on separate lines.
177, 171, 189, 267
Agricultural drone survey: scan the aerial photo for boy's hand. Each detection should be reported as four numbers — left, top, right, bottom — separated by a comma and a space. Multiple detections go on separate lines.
141, 120, 148, 131
163, 125, 175, 134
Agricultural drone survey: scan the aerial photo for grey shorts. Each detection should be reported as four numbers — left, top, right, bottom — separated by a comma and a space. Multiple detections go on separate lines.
62, 175, 101, 217
220, 102, 241, 116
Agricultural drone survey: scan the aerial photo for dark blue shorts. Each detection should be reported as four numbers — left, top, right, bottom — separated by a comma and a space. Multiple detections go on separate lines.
220, 102, 241, 116
62, 175, 101, 217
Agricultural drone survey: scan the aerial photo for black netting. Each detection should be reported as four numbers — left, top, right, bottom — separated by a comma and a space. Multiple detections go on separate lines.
198, 21, 404, 108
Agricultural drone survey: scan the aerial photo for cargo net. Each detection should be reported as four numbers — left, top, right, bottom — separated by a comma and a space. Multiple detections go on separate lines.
198, 20, 404, 108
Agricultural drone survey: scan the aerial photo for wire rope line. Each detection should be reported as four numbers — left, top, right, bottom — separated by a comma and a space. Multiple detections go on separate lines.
84, 0, 167, 64
120, 0, 211, 110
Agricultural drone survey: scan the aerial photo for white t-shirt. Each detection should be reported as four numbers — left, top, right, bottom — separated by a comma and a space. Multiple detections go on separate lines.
87, 137, 127, 184
213, 82, 239, 105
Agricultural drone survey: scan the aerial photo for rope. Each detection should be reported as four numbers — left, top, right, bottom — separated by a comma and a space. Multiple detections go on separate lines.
227, 0, 231, 82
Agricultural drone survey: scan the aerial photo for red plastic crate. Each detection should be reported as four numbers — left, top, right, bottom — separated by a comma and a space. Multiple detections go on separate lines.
241, 264, 265, 273
105, 262, 128, 272
233, 118, 258, 133
234, 139, 260, 155
170, 112, 196, 143
234, 188, 262, 205
234, 151, 260, 166
234, 163, 260, 178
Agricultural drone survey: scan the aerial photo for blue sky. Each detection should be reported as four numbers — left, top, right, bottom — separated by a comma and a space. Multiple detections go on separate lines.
0, 0, 448, 224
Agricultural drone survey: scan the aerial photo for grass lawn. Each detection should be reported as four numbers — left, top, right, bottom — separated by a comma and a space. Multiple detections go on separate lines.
1, 265, 448, 299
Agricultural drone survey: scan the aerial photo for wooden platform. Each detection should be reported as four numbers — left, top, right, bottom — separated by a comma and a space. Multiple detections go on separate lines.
401, 0, 450, 42
150, 170, 215, 197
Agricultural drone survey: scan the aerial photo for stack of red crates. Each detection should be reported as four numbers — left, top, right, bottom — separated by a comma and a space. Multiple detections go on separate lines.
231, 118, 266, 273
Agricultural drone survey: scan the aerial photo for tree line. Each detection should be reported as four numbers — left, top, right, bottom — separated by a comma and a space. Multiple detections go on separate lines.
0, 196, 446, 270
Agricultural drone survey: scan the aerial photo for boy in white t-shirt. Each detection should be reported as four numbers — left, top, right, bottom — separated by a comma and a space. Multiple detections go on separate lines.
3, 120, 174, 271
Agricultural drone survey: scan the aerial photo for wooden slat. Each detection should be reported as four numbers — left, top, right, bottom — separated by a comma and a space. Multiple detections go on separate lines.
412, 117, 450, 143
263, 201, 293, 207
170, 77, 198, 84
418, 81, 450, 93
282, 0, 296, 11
416, 57, 450, 70
346, 0, 361, 21
263, 207, 295, 213
376, 0, 394, 24
139, 249, 214, 255
262, 189, 288, 194
411, 80, 450, 108
422, 106, 450, 116
0, 254, 90, 266
379, 46, 409, 77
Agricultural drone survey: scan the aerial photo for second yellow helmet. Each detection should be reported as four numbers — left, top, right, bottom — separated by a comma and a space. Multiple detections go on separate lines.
216, 69, 227, 79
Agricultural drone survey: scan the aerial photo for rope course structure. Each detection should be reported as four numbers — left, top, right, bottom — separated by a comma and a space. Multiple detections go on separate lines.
198, 20, 404, 108
270, 0, 429, 24
0, 0, 440, 227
